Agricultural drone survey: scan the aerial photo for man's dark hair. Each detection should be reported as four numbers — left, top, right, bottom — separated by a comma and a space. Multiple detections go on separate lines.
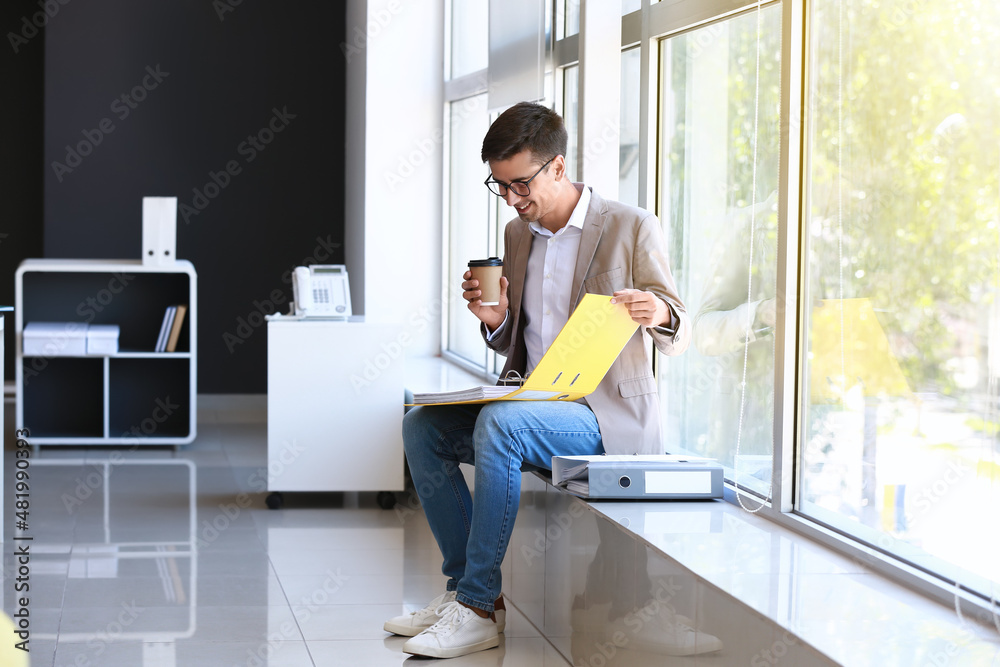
481, 101, 568, 165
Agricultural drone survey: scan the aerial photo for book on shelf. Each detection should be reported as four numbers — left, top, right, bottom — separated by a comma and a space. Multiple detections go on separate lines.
166, 304, 187, 352
155, 306, 176, 353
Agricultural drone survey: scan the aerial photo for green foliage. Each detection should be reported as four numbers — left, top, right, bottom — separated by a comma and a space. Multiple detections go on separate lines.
807, 0, 1000, 394
965, 416, 1000, 436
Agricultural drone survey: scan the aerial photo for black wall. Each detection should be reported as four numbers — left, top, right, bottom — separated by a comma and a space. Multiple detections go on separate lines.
1, 0, 45, 384
39, 0, 346, 393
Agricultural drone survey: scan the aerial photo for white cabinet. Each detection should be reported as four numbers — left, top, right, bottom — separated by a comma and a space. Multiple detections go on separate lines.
266, 317, 404, 507
15, 259, 197, 445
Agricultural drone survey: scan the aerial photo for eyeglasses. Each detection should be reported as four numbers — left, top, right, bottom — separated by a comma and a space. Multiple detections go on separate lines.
484, 156, 556, 197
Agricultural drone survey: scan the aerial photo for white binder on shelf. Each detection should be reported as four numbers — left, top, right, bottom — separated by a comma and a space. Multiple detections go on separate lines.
23, 322, 88, 356
552, 455, 725, 500
87, 324, 120, 355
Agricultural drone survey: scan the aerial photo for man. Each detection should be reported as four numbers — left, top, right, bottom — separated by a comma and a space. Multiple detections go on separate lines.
385, 102, 690, 659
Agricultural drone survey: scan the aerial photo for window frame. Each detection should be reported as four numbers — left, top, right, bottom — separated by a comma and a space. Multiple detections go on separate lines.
440, 83, 501, 378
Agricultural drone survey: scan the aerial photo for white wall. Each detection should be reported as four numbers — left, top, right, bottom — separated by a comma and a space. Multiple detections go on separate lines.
345, 0, 445, 357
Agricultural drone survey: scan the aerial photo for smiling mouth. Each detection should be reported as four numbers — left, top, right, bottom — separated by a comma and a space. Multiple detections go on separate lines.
515, 203, 530, 212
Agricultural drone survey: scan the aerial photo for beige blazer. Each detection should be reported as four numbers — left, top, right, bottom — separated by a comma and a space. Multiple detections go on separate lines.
483, 187, 690, 455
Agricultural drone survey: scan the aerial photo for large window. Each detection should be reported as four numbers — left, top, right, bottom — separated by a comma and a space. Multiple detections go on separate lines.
446, 95, 492, 367
441, 0, 1000, 613
443, 0, 558, 373
657, 5, 783, 500
800, 0, 1000, 600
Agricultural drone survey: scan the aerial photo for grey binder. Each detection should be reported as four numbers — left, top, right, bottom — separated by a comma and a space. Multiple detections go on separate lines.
552, 455, 724, 500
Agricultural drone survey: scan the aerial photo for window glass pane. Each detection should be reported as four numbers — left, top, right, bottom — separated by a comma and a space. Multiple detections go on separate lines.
563, 65, 580, 181
619, 47, 641, 207
565, 0, 580, 39
800, 0, 1000, 597
447, 95, 492, 366
451, 0, 488, 79
657, 6, 783, 497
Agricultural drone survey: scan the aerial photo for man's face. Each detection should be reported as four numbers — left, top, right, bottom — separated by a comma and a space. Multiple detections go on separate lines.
487, 150, 565, 224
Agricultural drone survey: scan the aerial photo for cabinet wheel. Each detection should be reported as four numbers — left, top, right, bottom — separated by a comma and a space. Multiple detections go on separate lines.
376, 491, 396, 510
266, 492, 284, 510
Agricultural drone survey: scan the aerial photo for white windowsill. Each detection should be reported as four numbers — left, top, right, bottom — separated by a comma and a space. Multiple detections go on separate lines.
580, 490, 1000, 665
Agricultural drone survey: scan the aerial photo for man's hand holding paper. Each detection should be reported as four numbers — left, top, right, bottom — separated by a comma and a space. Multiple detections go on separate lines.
611, 288, 672, 327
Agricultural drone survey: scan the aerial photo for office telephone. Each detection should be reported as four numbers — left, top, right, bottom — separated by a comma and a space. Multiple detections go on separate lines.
292, 265, 352, 317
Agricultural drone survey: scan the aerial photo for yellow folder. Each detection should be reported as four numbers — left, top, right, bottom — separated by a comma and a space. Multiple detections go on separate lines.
411, 293, 639, 405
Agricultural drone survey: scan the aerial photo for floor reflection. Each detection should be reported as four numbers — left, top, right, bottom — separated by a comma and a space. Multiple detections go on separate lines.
565, 518, 724, 665
10, 457, 201, 663
1, 417, 575, 667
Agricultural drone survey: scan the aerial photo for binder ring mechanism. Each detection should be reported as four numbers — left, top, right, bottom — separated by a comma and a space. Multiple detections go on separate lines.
499, 370, 528, 386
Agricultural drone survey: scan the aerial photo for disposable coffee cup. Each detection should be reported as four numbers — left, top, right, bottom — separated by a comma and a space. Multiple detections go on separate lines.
468, 257, 504, 306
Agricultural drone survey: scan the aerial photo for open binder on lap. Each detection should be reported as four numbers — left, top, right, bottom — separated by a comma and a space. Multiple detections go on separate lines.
411, 294, 639, 406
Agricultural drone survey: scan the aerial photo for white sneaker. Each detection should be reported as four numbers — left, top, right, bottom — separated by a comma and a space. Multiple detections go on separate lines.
383, 591, 457, 636
402, 601, 501, 659
610, 613, 723, 657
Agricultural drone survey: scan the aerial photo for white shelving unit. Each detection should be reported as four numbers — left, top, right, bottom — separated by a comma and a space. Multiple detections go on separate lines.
15, 259, 197, 446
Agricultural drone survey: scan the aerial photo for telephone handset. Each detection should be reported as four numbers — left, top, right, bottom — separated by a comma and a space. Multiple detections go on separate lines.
292, 265, 352, 318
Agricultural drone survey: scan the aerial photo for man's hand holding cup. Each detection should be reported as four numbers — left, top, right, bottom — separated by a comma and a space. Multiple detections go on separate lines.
464, 258, 507, 330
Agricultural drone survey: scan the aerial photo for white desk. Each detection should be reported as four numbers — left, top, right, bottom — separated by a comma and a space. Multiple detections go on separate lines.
266, 316, 405, 508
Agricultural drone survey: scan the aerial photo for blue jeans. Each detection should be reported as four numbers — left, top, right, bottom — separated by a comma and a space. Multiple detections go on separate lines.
403, 401, 604, 612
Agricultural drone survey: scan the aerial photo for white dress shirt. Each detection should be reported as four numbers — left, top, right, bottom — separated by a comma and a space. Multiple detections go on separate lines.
486, 185, 591, 375
521, 186, 590, 374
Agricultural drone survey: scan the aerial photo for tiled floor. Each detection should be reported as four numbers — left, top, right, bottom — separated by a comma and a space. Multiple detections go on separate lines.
1, 406, 569, 667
